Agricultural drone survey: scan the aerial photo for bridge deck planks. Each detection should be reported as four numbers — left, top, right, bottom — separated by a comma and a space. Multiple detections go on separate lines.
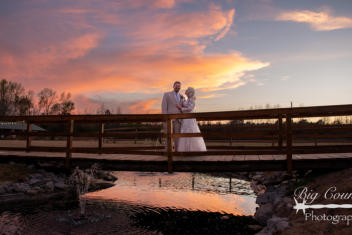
1, 151, 352, 172
1, 151, 352, 161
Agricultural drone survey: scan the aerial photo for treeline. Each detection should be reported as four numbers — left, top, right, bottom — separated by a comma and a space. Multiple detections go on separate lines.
0, 79, 74, 116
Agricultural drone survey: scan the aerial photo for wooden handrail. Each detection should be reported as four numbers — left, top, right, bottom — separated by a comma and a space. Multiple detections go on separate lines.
1, 104, 352, 122
1, 103, 352, 173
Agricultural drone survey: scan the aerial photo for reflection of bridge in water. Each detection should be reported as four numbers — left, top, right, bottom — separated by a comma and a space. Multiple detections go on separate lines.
83, 171, 256, 215
1, 104, 352, 173
122, 172, 253, 195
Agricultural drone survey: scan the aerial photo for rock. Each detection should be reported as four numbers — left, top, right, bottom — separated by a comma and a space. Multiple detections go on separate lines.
27, 164, 36, 169
255, 227, 271, 235
220, 215, 230, 220
273, 197, 293, 216
0, 185, 6, 194
304, 170, 312, 177
95, 170, 117, 182
29, 178, 41, 185
282, 197, 293, 204
258, 189, 266, 195
256, 191, 283, 205
43, 177, 53, 182
252, 174, 264, 182
251, 181, 266, 194
255, 203, 274, 225
45, 181, 55, 192
30, 173, 43, 180
262, 171, 291, 186
267, 216, 289, 233
54, 182, 68, 190
26, 189, 39, 195
89, 179, 115, 191
12, 183, 30, 193
248, 224, 262, 230
33, 186, 41, 191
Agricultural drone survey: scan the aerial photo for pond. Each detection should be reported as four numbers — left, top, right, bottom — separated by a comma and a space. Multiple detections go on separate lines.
84, 171, 256, 215
0, 171, 258, 234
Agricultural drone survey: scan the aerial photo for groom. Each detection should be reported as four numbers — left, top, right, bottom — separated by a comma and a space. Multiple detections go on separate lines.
161, 81, 183, 151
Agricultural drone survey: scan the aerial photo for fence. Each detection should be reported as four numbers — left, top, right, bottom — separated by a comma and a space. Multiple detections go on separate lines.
1, 104, 352, 173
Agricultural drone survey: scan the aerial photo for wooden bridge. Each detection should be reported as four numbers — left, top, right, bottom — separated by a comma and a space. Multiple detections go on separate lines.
1, 104, 352, 173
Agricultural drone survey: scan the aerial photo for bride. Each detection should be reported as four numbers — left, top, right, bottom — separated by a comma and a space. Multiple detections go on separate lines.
176, 87, 207, 152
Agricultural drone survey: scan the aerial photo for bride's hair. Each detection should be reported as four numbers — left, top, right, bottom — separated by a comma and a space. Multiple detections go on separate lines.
186, 87, 196, 100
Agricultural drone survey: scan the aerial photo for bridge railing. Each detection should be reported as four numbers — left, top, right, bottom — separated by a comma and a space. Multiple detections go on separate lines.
1, 104, 352, 173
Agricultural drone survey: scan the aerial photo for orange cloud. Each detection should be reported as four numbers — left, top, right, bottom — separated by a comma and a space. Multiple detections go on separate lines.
1, 33, 101, 81
38, 51, 268, 96
199, 94, 216, 99
73, 95, 161, 114
276, 9, 352, 31
215, 9, 235, 41
127, 99, 161, 114
0, 0, 269, 114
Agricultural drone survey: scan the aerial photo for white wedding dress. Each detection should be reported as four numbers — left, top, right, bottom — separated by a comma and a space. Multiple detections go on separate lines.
176, 98, 207, 152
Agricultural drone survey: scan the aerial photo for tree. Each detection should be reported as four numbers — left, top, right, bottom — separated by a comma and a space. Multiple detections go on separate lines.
97, 103, 106, 114
38, 89, 75, 115
0, 79, 32, 116
58, 92, 75, 115
298, 119, 309, 124
38, 88, 58, 115
17, 95, 33, 115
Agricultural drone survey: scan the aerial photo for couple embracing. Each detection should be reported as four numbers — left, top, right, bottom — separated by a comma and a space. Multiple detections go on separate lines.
161, 81, 207, 152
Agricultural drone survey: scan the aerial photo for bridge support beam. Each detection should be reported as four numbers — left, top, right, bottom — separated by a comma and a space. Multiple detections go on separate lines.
167, 117, 173, 173
26, 121, 32, 152
278, 114, 283, 151
65, 120, 74, 172
286, 114, 292, 173
99, 122, 104, 154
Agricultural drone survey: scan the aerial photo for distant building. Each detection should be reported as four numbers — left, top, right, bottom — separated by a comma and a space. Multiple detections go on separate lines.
0, 121, 46, 139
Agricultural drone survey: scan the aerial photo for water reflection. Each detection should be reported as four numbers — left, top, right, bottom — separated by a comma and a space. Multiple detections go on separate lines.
83, 172, 256, 216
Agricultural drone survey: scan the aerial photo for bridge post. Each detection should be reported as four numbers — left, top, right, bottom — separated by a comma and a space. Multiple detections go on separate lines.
278, 115, 283, 151
26, 120, 32, 152
286, 114, 292, 173
167, 117, 173, 173
229, 122, 233, 146
65, 119, 74, 171
99, 122, 104, 154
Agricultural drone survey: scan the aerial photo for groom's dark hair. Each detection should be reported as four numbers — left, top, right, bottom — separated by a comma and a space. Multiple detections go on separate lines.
173, 81, 181, 86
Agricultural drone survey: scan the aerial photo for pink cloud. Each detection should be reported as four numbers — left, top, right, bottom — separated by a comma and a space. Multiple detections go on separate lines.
127, 99, 161, 114
0, 0, 269, 113
277, 9, 352, 31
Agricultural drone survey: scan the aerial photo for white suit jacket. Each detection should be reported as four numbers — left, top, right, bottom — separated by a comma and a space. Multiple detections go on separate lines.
161, 91, 182, 114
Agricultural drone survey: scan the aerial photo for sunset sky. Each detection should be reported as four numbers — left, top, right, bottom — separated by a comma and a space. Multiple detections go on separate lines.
1, 0, 352, 114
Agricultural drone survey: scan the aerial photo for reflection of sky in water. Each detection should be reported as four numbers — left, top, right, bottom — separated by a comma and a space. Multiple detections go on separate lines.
84, 172, 257, 215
